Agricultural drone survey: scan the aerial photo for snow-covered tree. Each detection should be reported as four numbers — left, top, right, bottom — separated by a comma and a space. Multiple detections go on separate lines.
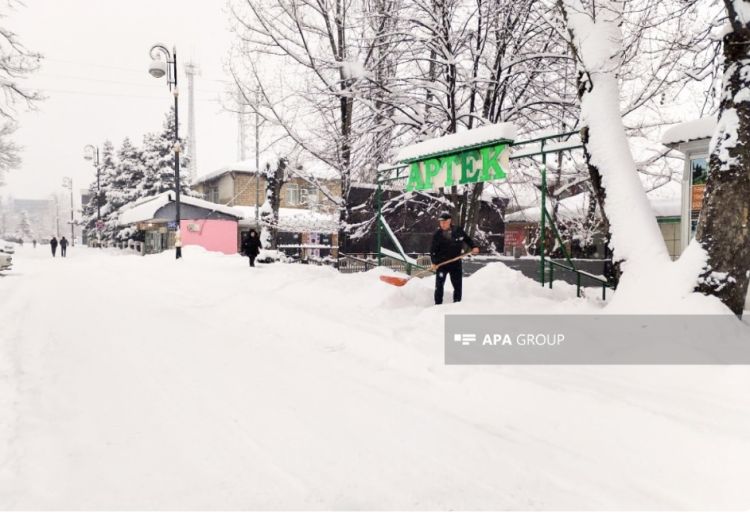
0, 1, 42, 182
694, 0, 750, 315
94, 141, 120, 242
17, 209, 31, 239
140, 107, 193, 198
259, 159, 287, 250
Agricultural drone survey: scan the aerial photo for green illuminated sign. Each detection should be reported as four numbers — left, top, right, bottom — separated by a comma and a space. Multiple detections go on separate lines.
405, 143, 510, 192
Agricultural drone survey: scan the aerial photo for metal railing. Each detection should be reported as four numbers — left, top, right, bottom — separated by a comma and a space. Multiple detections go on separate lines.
546, 259, 611, 300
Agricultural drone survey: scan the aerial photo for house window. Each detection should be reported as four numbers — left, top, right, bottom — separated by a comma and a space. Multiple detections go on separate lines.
286, 184, 300, 205
208, 187, 219, 203
689, 156, 708, 240
301, 188, 319, 207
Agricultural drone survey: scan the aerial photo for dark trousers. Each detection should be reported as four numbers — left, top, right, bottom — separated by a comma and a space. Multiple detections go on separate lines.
51, 246, 57, 257
248, 254, 257, 267
435, 261, 462, 304
176, 246, 182, 259
60, 246, 67, 257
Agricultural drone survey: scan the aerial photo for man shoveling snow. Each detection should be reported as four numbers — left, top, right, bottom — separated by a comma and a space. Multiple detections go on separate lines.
430, 211, 480, 305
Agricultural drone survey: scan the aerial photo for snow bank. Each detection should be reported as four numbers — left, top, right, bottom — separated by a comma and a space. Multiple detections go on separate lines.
606, 241, 731, 314
1, 246, 749, 510
395, 123, 517, 162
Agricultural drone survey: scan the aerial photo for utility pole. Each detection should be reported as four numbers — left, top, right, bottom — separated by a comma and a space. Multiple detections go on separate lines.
237, 86, 247, 161
53, 194, 60, 238
184, 61, 200, 184
62, 177, 75, 245
255, 88, 260, 228
70, 180, 75, 245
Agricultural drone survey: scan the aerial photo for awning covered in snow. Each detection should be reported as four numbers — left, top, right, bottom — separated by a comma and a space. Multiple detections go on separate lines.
661, 116, 716, 147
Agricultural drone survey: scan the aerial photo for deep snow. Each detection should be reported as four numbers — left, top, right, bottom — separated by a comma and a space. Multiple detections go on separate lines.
1, 246, 749, 510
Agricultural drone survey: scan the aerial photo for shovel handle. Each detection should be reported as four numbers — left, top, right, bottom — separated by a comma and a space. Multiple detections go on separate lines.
415, 251, 474, 278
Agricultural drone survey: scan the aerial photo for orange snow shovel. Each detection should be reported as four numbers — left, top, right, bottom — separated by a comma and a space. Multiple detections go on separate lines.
379, 252, 473, 287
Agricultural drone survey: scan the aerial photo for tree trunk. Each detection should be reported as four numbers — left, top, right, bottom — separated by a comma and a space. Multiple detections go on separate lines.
695, 11, 750, 315
558, 0, 669, 279
260, 159, 286, 250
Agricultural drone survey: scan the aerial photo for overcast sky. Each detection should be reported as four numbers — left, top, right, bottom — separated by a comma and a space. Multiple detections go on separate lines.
2, 0, 241, 201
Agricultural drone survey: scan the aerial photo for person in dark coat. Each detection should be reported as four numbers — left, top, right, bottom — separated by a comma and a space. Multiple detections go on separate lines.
59, 236, 68, 257
50, 237, 58, 257
242, 230, 262, 267
430, 212, 479, 304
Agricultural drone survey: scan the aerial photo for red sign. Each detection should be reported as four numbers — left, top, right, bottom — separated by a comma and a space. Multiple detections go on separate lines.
504, 229, 526, 251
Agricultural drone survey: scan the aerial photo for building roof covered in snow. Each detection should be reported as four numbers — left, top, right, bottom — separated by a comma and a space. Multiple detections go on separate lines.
505, 191, 681, 223
234, 205, 339, 233
661, 116, 716, 147
193, 160, 258, 184
119, 191, 244, 225
395, 123, 517, 163
194, 158, 340, 185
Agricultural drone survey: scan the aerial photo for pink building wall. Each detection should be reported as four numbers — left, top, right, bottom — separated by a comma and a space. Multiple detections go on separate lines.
180, 219, 238, 254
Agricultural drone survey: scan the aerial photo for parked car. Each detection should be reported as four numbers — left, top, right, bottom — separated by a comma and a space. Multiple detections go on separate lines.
0, 239, 15, 254
0, 251, 12, 272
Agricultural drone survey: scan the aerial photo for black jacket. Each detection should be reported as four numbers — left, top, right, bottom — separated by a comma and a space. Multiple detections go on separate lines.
242, 233, 262, 256
50, 238, 58, 248
60, 237, 68, 248
430, 225, 475, 265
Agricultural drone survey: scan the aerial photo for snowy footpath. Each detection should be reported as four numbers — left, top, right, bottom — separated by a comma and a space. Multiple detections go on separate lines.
0, 246, 749, 510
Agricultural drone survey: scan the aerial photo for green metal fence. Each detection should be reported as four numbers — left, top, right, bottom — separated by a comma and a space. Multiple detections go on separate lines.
375, 130, 613, 299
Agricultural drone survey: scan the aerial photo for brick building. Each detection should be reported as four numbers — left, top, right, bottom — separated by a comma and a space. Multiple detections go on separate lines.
192, 162, 341, 259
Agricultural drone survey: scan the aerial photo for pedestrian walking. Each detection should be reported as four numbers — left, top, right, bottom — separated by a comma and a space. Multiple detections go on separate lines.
60, 236, 68, 257
32, 239, 37, 248
430, 212, 479, 304
175, 229, 182, 259
50, 236, 58, 257
242, 230, 262, 267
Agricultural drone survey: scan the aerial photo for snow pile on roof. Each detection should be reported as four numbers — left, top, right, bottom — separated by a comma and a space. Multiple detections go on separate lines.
194, 161, 258, 184
234, 205, 339, 233
195, 158, 341, 185
118, 191, 244, 225
395, 123, 517, 163
648, 196, 681, 218
505, 191, 681, 222
661, 116, 716, 146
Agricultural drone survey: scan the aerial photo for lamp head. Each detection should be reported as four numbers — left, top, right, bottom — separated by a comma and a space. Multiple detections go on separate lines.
148, 59, 168, 79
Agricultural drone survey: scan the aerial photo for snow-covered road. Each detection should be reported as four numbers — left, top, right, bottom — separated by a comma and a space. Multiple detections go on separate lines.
1, 246, 749, 510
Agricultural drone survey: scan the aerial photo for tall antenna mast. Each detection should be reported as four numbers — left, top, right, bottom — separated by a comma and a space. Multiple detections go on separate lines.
184, 61, 200, 184
237, 85, 247, 161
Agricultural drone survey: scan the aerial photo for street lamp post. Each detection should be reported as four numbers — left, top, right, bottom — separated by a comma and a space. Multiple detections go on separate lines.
62, 177, 75, 246
148, 43, 182, 260
83, 144, 101, 221
83, 144, 102, 246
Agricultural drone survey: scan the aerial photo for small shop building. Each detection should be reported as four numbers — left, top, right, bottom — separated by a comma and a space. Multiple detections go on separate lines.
118, 191, 243, 254
661, 115, 715, 253
504, 192, 682, 259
